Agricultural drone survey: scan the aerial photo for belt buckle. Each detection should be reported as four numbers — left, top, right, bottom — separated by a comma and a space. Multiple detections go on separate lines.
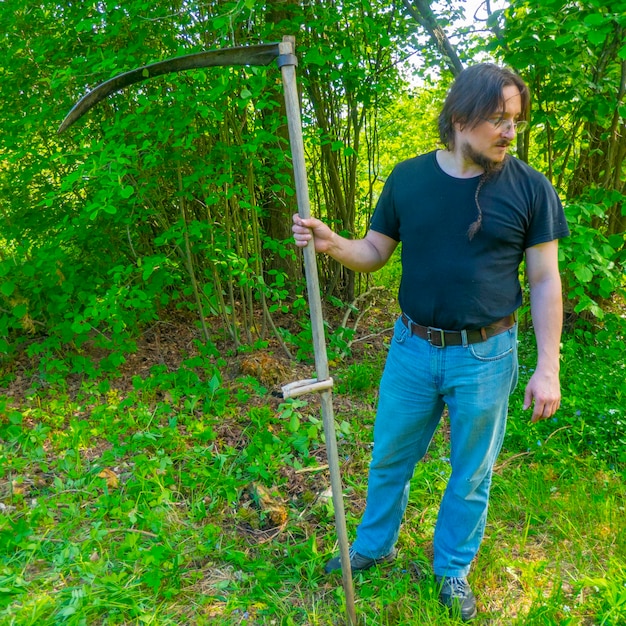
427, 326, 445, 347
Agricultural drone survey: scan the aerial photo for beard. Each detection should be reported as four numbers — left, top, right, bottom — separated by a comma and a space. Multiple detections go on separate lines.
462, 140, 509, 240
461, 141, 508, 174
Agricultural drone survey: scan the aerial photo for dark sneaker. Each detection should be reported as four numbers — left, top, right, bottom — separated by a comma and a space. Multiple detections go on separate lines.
437, 576, 477, 622
324, 547, 397, 574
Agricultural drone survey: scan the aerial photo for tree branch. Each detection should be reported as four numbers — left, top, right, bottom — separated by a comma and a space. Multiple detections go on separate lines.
402, 0, 464, 76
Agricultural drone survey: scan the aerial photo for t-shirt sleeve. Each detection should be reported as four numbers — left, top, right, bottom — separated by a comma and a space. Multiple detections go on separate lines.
370, 169, 401, 241
524, 174, 570, 248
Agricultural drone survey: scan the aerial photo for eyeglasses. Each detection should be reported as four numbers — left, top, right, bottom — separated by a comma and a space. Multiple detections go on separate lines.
483, 117, 529, 134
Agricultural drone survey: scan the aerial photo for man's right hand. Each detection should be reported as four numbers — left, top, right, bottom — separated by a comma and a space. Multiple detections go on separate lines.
292, 214, 335, 252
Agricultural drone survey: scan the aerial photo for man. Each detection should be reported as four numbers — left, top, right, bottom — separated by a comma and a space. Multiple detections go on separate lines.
292, 63, 569, 621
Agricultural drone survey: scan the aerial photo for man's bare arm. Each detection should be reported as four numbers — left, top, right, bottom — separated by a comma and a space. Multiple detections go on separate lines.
292, 214, 398, 273
524, 240, 564, 422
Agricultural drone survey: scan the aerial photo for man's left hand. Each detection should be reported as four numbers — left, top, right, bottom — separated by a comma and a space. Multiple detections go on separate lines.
523, 371, 561, 422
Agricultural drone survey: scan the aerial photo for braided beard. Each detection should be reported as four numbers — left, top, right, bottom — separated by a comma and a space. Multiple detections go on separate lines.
461, 142, 508, 240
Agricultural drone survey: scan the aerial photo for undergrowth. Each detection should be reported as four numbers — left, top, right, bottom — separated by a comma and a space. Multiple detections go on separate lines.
0, 314, 625, 625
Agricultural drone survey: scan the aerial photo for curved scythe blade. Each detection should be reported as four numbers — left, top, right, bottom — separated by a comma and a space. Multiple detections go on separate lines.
58, 42, 280, 134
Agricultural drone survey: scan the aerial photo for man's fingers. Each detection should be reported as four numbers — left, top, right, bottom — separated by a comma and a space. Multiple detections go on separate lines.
530, 397, 561, 422
292, 214, 315, 228
292, 214, 313, 247
531, 402, 548, 422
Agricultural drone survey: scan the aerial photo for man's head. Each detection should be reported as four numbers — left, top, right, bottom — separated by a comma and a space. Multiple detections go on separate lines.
438, 63, 530, 157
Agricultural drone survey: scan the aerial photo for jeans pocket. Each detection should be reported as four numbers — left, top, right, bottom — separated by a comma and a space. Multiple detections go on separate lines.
469, 327, 516, 362
393, 316, 408, 345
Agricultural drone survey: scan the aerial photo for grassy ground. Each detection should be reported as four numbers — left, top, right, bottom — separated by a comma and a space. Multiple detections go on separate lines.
1, 310, 625, 625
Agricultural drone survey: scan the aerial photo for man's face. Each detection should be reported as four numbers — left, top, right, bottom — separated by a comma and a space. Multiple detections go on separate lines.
456, 84, 523, 170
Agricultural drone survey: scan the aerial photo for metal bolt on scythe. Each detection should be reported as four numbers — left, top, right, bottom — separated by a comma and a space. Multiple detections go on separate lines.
59, 35, 357, 625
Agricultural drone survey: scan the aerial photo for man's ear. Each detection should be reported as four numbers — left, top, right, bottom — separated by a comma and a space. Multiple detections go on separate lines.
452, 117, 464, 133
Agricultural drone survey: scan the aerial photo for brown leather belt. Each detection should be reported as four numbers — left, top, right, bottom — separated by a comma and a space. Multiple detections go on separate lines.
401, 313, 516, 347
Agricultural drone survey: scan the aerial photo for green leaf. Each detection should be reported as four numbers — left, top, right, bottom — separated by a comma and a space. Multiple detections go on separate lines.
12, 304, 27, 318
71, 320, 88, 334
120, 185, 135, 199
619, 44, 626, 60
208, 374, 220, 394
213, 16, 228, 30
574, 265, 594, 283
289, 412, 300, 432
599, 278, 614, 298
588, 30, 607, 45
0, 281, 16, 297
74, 20, 93, 33
486, 9, 505, 28
583, 14, 607, 26
303, 49, 329, 67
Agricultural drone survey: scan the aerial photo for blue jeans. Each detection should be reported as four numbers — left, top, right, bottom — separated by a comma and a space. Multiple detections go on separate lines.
352, 315, 519, 578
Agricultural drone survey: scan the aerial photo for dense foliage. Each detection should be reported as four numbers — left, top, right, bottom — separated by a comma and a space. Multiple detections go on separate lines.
0, 0, 413, 367
1, 0, 624, 365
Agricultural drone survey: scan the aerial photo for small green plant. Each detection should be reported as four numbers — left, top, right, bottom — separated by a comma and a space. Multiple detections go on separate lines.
579, 566, 626, 625
336, 362, 381, 395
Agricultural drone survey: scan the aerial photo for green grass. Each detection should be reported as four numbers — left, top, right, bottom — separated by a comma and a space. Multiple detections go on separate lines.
1, 321, 625, 625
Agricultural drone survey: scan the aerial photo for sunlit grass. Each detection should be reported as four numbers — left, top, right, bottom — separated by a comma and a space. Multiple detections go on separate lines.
1, 321, 625, 624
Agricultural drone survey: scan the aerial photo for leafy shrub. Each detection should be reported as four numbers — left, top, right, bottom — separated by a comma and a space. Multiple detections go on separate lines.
561, 196, 626, 319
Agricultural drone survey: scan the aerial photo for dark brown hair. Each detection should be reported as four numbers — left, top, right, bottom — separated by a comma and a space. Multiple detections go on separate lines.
438, 63, 530, 150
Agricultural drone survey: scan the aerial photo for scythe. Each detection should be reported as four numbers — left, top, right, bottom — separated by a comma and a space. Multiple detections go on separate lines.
59, 36, 357, 624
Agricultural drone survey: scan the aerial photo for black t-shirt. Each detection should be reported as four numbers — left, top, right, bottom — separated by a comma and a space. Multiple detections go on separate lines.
370, 150, 570, 330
